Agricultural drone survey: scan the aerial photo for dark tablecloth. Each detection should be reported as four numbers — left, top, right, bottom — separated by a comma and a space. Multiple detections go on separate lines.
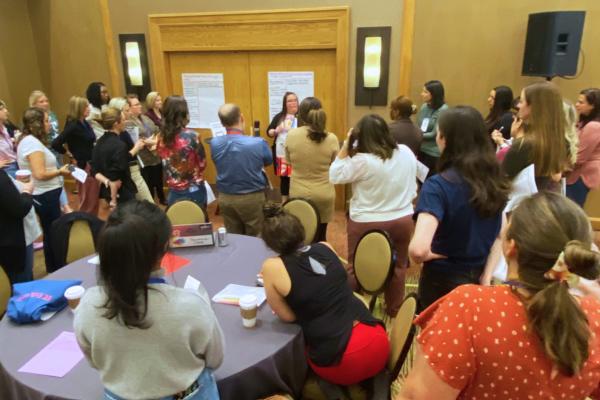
0, 234, 307, 400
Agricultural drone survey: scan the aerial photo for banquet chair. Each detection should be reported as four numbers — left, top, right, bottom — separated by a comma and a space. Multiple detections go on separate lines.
0, 266, 11, 317
282, 198, 320, 245
388, 293, 418, 379
353, 229, 396, 312
584, 187, 600, 231
166, 200, 208, 225
66, 220, 96, 265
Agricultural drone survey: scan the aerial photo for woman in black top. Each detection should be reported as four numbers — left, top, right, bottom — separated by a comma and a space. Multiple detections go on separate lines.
266, 92, 298, 202
485, 85, 514, 140
52, 96, 100, 215
260, 205, 389, 387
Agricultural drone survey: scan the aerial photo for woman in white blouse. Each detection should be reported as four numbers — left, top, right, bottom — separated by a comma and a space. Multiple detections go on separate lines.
330, 114, 417, 317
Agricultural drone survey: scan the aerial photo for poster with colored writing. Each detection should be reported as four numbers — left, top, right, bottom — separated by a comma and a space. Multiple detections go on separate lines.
268, 71, 314, 121
181, 73, 225, 128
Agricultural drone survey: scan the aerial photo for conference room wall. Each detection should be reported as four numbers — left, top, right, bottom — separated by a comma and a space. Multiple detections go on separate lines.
410, 0, 600, 116
27, 0, 112, 124
0, 0, 43, 120
106, 0, 405, 127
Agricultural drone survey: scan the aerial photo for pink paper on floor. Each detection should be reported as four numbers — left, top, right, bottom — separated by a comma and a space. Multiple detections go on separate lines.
18, 331, 84, 378
161, 252, 191, 275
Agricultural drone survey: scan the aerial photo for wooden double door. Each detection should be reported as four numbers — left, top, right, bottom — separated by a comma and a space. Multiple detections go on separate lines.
167, 49, 338, 188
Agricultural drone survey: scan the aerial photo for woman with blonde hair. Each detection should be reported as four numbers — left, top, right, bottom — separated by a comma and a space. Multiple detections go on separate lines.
398, 192, 600, 400
285, 97, 339, 241
52, 96, 99, 215
502, 81, 569, 192
18, 108, 71, 272
145, 91, 163, 127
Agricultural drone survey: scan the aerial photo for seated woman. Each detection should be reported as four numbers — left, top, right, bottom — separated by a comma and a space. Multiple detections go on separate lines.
330, 114, 417, 318
398, 192, 600, 400
74, 200, 224, 400
260, 205, 389, 387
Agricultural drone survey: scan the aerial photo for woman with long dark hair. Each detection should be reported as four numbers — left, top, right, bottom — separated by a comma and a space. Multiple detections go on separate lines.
157, 96, 208, 208
261, 205, 389, 392
409, 106, 510, 310
17, 108, 71, 272
330, 114, 417, 317
485, 85, 514, 140
416, 80, 448, 175
267, 92, 298, 203
74, 200, 224, 399
285, 97, 339, 241
566, 87, 600, 207
399, 192, 600, 400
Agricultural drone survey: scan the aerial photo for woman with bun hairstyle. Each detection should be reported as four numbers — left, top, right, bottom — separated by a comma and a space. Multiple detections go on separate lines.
388, 95, 422, 155
285, 97, 339, 241
399, 192, 600, 400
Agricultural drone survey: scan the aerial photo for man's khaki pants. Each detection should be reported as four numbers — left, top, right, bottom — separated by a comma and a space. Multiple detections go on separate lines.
218, 191, 265, 236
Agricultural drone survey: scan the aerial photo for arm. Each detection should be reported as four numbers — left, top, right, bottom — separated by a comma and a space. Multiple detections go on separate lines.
202, 308, 225, 369
409, 213, 444, 264
0, 171, 34, 219
51, 123, 72, 154
329, 152, 368, 185
480, 213, 507, 285
396, 345, 461, 400
27, 151, 70, 181
574, 123, 600, 167
262, 140, 274, 166
421, 106, 445, 140
261, 257, 297, 322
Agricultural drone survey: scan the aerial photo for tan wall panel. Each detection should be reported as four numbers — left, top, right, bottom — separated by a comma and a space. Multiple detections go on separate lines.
107, 0, 405, 127
27, 0, 112, 124
410, 0, 600, 115
0, 0, 42, 120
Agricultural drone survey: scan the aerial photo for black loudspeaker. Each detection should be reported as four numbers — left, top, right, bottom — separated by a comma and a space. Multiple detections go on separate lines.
521, 11, 585, 77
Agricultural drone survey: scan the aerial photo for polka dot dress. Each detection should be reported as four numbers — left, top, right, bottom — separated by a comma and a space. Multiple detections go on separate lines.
415, 285, 600, 399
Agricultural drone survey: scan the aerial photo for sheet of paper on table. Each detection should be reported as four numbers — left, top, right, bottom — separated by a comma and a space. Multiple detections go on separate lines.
18, 331, 84, 378
212, 284, 267, 306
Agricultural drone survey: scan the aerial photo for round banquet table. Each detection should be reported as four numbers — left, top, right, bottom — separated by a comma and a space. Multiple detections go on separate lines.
0, 234, 307, 400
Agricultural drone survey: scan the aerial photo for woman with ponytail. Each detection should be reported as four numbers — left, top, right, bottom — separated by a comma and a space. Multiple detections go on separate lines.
398, 192, 600, 400
285, 97, 339, 241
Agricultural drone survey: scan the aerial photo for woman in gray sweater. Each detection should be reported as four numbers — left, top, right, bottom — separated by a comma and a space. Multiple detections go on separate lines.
74, 200, 224, 400
417, 80, 449, 177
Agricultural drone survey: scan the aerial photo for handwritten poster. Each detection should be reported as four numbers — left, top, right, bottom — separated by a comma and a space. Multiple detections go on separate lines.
182, 73, 225, 128
268, 71, 314, 120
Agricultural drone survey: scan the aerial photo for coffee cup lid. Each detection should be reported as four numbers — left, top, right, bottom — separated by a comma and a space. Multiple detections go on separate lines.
16, 169, 31, 176
239, 294, 257, 308
64, 285, 85, 299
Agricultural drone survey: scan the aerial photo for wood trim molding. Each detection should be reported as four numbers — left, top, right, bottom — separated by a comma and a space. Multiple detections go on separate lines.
98, 0, 121, 96
147, 7, 349, 136
398, 0, 416, 95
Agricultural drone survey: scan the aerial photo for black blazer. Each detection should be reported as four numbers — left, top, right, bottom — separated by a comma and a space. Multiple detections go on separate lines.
0, 170, 33, 274
52, 119, 96, 169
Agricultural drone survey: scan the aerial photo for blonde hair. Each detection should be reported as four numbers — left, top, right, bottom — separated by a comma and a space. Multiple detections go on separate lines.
146, 91, 160, 110
28, 90, 47, 107
108, 97, 128, 111
563, 100, 578, 167
67, 96, 89, 121
0, 99, 6, 109
100, 107, 123, 130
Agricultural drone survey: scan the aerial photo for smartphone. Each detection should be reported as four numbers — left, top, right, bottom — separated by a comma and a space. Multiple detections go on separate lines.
253, 121, 261, 137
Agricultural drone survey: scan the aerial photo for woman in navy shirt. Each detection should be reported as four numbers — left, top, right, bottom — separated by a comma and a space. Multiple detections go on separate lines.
409, 106, 510, 311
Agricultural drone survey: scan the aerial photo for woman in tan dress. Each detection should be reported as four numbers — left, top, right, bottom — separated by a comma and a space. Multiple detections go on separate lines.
285, 97, 339, 241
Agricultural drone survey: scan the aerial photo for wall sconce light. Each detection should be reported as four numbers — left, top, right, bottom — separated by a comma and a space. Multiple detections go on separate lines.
355, 27, 391, 107
118, 33, 151, 99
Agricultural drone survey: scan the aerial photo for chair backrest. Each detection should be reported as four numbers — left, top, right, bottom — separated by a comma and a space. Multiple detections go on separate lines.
66, 220, 96, 264
584, 187, 600, 231
282, 198, 320, 245
353, 229, 395, 294
388, 293, 418, 377
166, 200, 207, 225
0, 266, 11, 317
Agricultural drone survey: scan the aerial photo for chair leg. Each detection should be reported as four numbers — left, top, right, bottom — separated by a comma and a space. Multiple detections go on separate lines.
368, 294, 378, 312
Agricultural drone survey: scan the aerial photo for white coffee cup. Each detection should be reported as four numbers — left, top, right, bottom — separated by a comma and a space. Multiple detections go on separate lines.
64, 285, 85, 312
15, 169, 31, 183
239, 294, 258, 328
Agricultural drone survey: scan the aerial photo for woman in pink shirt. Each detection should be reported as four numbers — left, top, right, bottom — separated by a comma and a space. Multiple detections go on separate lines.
567, 88, 600, 207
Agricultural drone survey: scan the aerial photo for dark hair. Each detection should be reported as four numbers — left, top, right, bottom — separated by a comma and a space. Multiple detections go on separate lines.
578, 88, 600, 127
160, 96, 189, 147
350, 114, 397, 160
271, 92, 298, 126
424, 80, 445, 110
97, 200, 172, 329
19, 107, 47, 146
298, 97, 327, 143
484, 85, 514, 131
86, 82, 107, 109
390, 95, 415, 120
437, 106, 510, 217
262, 204, 305, 256
218, 104, 241, 127
507, 192, 600, 376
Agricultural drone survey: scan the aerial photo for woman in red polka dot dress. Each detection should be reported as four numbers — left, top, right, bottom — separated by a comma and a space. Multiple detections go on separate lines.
398, 192, 600, 400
